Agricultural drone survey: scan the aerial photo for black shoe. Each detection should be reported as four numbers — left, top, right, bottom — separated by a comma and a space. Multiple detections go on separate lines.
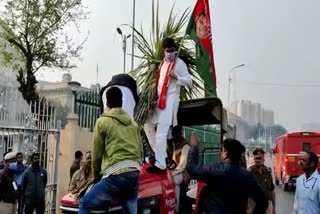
146, 165, 166, 174
149, 155, 156, 165
166, 157, 177, 170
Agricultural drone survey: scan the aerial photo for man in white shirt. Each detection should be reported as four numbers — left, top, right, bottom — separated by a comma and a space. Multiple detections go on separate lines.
293, 151, 320, 214
144, 38, 192, 173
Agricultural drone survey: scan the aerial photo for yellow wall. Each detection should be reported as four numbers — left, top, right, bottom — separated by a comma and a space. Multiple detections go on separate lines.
56, 114, 93, 213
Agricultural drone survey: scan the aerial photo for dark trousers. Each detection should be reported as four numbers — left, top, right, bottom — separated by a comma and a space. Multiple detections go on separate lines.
17, 187, 23, 214
24, 201, 45, 214
79, 171, 140, 214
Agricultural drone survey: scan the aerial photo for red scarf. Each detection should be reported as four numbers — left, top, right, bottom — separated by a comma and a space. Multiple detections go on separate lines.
156, 59, 176, 110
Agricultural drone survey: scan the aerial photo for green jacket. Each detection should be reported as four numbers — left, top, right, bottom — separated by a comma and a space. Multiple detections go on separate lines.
92, 108, 143, 176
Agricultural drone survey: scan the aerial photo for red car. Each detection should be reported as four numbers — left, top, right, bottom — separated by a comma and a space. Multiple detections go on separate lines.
60, 97, 225, 214
60, 163, 176, 213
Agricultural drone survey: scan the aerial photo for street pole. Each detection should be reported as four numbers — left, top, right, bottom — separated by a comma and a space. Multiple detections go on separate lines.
227, 71, 231, 123
131, 0, 135, 71
123, 36, 127, 74
265, 124, 267, 151
117, 28, 131, 74
227, 64, 245, 122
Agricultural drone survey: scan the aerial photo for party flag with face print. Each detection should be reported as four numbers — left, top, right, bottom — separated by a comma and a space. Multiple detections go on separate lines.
186, 0, 216, 96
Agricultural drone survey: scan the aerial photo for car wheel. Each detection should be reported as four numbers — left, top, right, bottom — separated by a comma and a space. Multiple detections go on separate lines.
282, 182, 289, 191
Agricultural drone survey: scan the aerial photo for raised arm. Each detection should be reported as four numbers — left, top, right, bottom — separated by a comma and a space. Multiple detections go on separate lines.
186, 132, 223, 183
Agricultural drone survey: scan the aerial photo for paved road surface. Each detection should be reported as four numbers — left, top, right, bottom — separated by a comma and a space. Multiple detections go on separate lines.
275, 185, 295, 214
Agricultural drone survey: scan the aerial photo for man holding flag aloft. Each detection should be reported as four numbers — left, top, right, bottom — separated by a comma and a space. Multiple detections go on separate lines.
144, 38, 192, 174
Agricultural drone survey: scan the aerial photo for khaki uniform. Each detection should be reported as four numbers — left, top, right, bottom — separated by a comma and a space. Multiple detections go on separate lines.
249, 165, 275, 200
249, 165, 275, 214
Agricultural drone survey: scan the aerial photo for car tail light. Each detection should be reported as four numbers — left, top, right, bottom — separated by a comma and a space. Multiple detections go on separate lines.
287, 157, 295, 162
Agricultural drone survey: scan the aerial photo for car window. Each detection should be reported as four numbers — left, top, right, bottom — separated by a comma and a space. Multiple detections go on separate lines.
302, 142, 311, 152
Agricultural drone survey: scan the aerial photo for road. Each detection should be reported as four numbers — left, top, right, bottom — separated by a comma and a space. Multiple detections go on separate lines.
248, 154, 295, 214
275, 186, 294, 214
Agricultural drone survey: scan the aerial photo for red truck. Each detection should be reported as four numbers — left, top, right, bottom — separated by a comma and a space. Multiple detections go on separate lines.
60, 97, 225, 213
273, 132, 320, 191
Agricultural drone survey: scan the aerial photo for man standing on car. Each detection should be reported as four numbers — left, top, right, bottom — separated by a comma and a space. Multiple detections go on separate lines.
144, 37, 192, 174
293, 151, 320, 214
187, 133, 268, 213
79, 87, 143, 214
248, 148, 276, 214
21, 153, 47, 214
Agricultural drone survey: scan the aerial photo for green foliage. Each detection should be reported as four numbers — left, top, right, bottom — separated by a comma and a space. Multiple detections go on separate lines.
0, 0, 87, 103
247, 123, 288, 140
52, 101, 70, 128
128, 0, 203, 126
270, 124, 288, 139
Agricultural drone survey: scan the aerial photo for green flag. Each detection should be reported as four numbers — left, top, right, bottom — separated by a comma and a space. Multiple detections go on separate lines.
186, 0, 217, 96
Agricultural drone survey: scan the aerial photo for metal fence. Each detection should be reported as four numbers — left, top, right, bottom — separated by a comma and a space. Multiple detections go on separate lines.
0, 85, 60, 213
75, 87, 101, 131
184, 125, 221, 164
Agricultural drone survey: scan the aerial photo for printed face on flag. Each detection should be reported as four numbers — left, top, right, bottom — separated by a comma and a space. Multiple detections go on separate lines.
195, 12, 210, 39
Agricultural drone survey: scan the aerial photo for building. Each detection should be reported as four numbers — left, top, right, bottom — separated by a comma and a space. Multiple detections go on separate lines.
261, 109, 274, 127
231, 100, 274, 126
252, 102, 262, 125
228, 112, 251, 143
37, 73, 89, 111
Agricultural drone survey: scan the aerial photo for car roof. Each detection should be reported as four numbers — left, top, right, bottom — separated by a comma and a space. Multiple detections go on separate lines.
178, 97, 223, 127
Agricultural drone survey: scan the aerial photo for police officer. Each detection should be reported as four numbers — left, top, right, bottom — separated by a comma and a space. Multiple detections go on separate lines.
249, 148, 276, 214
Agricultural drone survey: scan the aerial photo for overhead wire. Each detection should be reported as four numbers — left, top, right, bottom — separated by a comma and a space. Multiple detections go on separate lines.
242, 81, 320, 88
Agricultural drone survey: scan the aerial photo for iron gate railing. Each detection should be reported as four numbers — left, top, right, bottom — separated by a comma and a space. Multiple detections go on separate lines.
0, 84, 60, 213
74, 87, 100, 131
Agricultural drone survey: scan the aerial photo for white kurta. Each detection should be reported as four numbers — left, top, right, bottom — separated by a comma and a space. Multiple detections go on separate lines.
144, 58, 192, 169
293, 170, 320, 214
102, 85, 136, 120
150, 58, 192, 126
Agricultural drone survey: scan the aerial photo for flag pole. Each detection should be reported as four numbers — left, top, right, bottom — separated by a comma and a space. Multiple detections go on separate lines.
131, 0, 136, 71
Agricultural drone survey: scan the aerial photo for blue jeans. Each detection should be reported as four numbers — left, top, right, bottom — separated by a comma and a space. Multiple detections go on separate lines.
79, 171, 139, 214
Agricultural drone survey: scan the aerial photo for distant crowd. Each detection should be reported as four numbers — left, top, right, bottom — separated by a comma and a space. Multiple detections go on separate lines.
0, 152, 47, 214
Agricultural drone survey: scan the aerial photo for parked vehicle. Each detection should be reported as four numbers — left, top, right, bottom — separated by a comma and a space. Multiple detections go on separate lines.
273, 131, 320, 191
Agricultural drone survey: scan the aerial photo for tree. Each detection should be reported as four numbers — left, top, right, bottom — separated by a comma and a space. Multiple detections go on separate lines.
247, 123, 287, 141
129, 0, 203, 126
247, 123, 264, 140
52, 101, 70, 128
0, 0, 87, 103
270, 124, 287, 140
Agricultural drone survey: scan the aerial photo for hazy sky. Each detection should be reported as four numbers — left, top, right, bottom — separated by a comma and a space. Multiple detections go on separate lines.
37, 0, 320, 131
